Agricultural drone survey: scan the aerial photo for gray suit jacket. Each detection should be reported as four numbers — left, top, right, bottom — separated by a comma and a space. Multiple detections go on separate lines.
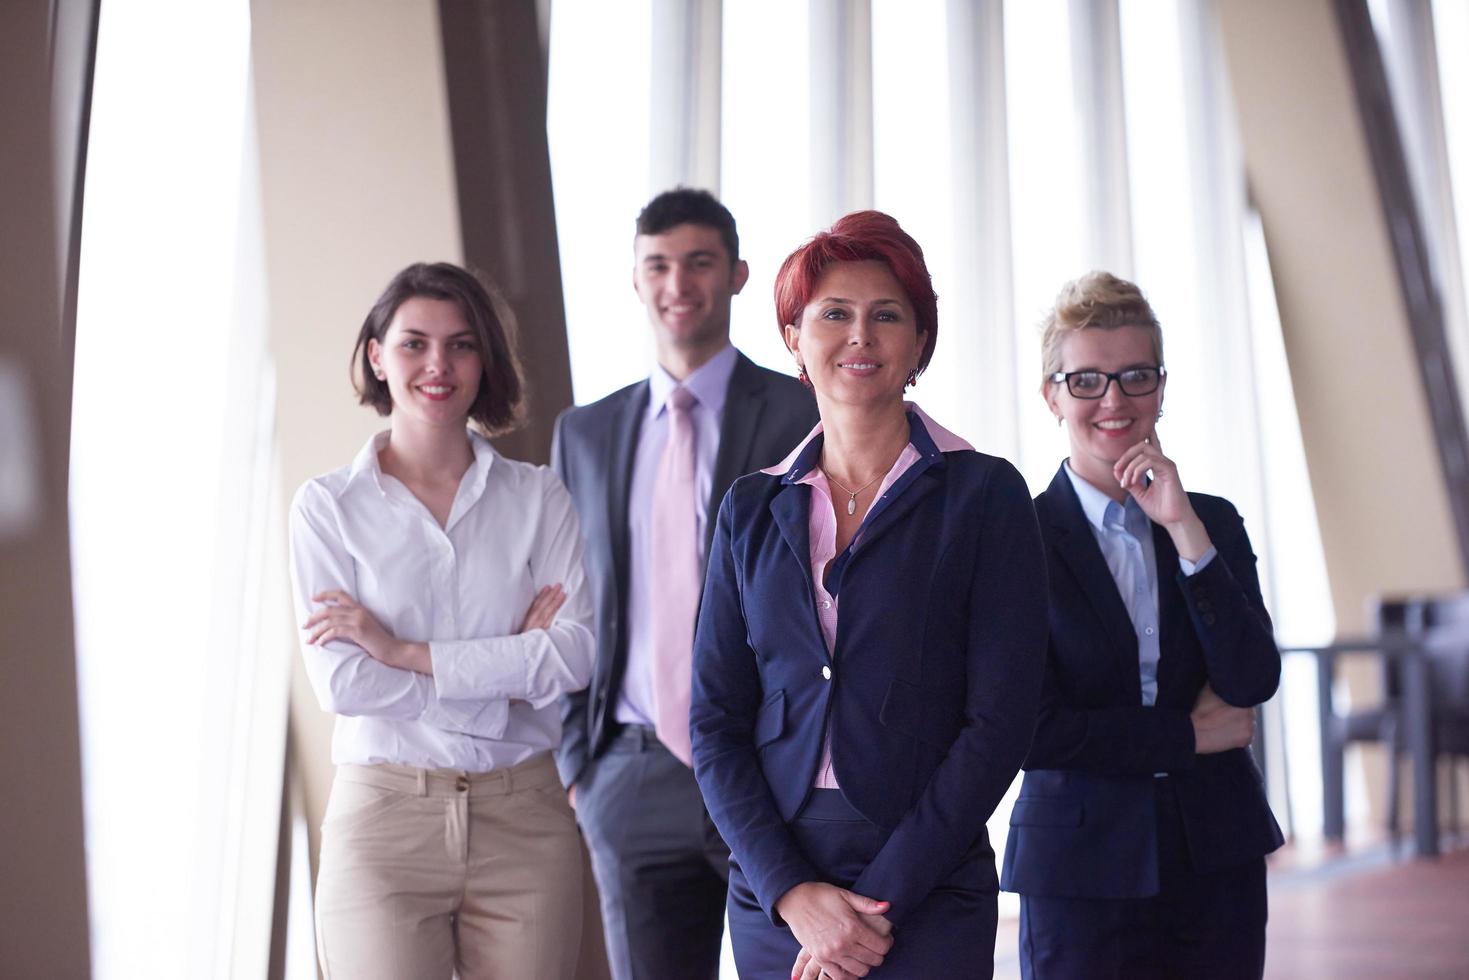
551, 351, 818, 788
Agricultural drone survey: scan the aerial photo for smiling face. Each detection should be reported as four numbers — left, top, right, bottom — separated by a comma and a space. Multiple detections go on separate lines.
1045, 324, 1166, 485
784, 260, 927, 412
367, 296, 484, 429
632, 222, 749, 367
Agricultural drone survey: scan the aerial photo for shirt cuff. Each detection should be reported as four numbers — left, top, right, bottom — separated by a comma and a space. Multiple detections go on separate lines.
421, 695, 510, 740
429, 636, 531, 702
1178, 546, 1217, 577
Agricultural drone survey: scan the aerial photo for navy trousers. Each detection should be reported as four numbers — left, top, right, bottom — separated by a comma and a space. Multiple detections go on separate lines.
1018, 778, 1268, 980
728, 789, 998, 978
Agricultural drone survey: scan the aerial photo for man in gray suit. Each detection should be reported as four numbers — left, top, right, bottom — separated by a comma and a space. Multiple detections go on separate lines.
552, 189, 817, 980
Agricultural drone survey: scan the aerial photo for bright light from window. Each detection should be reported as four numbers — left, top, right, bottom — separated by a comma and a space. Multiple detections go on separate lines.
547, 0, 654, 404
1433, 0, 1469, 394
873, 0, 960, 433
721, 0, 812, 373
1119, 1, 1216, 489
71, 1, 252, 976
1005, 0, 1086, 491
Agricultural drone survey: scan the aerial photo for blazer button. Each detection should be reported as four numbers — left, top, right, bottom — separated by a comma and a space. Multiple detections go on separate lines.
1202, 613, 1217, 627
821, 665, 832, 681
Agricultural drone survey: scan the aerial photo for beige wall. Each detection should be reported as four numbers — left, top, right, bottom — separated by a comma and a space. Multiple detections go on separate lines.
251, 0, 465, 867
1217, 0, 1465, 633
0, 3, 92, 977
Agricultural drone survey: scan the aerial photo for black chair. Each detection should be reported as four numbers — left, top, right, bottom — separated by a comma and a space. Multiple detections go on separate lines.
1319, 597, 1416, 842
1386, 593, 1469, 849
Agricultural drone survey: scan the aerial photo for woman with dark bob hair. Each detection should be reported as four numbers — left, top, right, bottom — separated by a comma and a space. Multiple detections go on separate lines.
1001, 272, 1282, 978
289, 262, 595, 979
690, 212, 1048, 978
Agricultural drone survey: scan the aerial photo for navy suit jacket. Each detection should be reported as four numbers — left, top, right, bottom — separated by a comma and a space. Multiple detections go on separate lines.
551, 352, 817, 789
1000, 464, 1284, 899
690, 413, 1048, 925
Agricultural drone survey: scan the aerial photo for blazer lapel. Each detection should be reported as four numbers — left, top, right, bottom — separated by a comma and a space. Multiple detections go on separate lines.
769, 482, 829, 660
834, 464, 942, 585
606, 381, 648, 602
769, 482, 814, 578
1041, 465, 1140, 678
826, 411, 946, 592
707, 353, 767, 558
1151, 521, 1189, 699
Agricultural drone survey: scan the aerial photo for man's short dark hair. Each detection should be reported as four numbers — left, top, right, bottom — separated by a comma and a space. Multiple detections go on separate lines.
635, 187, 740, 261
352, 262, 524, 435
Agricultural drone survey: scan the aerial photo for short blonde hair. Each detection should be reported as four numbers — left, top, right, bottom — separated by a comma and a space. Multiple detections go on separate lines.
1039, 271, 1163, 387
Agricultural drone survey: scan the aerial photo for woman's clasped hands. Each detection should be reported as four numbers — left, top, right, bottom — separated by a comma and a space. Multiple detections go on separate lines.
778, 881, 893, 980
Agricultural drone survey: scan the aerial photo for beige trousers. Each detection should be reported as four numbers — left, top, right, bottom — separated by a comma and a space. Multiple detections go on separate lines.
314, 752, 583, 980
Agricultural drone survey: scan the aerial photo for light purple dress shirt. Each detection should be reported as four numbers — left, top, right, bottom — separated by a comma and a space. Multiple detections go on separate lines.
616, 343, 739, 727
764, 403, 974, 788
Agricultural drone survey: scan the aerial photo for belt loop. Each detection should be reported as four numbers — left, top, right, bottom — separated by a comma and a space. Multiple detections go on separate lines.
504, 765, 514, 795
416, 769, 428, 797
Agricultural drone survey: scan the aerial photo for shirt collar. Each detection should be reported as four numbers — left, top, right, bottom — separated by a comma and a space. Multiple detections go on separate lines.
649, 342, 739, 418
1063, 459, 1143, 534
347, 430, 392, 486
764, 402, 974, 482
347, 427, 496, 503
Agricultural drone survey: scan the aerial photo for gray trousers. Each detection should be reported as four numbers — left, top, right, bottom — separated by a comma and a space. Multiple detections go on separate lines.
574, 724, 729, 980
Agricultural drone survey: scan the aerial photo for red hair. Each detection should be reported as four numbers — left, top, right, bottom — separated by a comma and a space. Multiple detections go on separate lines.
774, 210, 939, 373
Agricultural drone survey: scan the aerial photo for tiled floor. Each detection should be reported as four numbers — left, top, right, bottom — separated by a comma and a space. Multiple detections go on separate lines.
993, 843, 1469, 979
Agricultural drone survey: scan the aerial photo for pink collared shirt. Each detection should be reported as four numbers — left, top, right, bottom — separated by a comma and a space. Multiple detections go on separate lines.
763, 403, 974, 788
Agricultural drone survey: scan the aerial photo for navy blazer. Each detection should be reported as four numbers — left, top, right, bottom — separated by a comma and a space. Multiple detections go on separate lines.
691, 413, 1048, 925
1000, 464, 1284, 900
551, 353, 817, 789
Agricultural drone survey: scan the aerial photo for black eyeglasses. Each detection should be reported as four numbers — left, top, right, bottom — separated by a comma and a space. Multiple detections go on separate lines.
1048, 365, 1166, 399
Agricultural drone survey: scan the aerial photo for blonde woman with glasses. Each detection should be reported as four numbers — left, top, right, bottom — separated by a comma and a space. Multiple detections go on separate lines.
1001, 271, 1283, 979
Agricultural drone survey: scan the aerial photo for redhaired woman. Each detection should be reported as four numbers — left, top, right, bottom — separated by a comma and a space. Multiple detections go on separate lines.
691, 212, 1048, 978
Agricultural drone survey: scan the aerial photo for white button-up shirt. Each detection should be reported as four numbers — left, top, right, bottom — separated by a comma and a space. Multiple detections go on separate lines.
289, 429, 595, 771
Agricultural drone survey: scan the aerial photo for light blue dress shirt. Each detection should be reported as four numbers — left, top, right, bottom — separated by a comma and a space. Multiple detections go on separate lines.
1063, 461, 1215, 706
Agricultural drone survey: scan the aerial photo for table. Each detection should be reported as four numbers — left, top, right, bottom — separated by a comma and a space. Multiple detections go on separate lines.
1279, 636, 1438, 858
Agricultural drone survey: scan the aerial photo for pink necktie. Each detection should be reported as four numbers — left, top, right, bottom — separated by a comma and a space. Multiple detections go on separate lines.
650, 385, 700, 766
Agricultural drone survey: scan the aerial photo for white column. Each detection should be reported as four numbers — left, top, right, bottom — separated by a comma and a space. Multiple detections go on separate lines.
809, 0, 873, 227
649, 0, 722, 193
947, 0, 1017, 458
1070, 0, 1133, 276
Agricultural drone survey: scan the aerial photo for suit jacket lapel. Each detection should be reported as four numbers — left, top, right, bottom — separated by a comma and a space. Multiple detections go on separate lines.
769, 481, 828, 660
1042, 465, 1140, 682
770, 482, 814, 577
607, 381, 648, 609
1151, 521, 1188, 698
708, 353, 766, 559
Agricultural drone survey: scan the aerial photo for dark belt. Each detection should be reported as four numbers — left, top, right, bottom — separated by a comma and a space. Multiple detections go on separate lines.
609, 722, 662, 751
